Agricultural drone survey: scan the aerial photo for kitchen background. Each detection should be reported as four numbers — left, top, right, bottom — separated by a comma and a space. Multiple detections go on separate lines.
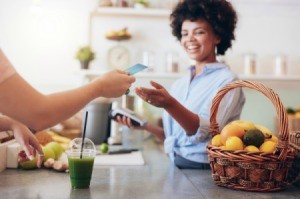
0, 0, 300, 133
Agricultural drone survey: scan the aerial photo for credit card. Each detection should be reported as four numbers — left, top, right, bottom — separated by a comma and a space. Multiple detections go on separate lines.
124, 63, 148, 75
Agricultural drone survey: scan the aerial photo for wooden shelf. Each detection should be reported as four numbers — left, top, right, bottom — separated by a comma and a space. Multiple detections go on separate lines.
76, 69, 300, 81
92, 7, 171, 17
238, 74, 300, 81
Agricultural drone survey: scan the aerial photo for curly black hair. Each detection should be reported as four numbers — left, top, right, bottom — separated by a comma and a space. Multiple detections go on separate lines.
170, 0, 237, 55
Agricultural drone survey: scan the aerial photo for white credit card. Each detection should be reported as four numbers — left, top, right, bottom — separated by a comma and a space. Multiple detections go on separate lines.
124, 63, 148, 75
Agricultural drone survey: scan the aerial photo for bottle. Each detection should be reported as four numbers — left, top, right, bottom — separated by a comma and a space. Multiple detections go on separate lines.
166, 52, 179, 73
244, 53, 256, 75
274, 55, 287, 76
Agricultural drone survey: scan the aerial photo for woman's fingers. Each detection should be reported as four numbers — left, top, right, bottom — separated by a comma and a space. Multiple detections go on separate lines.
150, 81, 164, 89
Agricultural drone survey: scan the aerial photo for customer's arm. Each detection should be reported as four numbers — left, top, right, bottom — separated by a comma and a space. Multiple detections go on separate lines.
0, 50, 135, 130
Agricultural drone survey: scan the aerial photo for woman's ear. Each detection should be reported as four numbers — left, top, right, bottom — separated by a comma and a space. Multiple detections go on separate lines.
214, 35, 221, 45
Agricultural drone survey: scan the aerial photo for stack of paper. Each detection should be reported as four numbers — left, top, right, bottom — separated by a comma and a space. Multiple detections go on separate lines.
94, 151, 144, 166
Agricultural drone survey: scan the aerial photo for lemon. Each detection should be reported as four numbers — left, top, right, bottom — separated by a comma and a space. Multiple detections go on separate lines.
244, 145, 260, 152
212, 135, 222, 147
266, 135, 278, 144
220, 145, 227, 150
255, 125, 273, 139
225, 136, 244, 151
259, 141, 277, 153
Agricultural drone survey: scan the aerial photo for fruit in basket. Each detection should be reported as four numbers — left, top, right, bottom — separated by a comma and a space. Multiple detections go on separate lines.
244, 145, 260, 152
220, 145, 227, 150
230, 120, 256, 131
220, 123, 245, 145
254, 124, 273, 139
266, 135, 279, 144
44, 142, 64, 160
295, 112, 300, 118
286, 107, 296, 115
242, 129, 265, 147
225, 136, 244, 151
259, 140, 277, 153
211, 135, 222, 147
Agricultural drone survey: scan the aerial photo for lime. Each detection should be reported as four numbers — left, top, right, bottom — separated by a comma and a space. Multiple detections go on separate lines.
100, 143, 109, 154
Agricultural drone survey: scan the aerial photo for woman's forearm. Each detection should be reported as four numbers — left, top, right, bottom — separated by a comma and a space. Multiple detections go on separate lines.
165, 98, 199, 136
144, 123, 165, 141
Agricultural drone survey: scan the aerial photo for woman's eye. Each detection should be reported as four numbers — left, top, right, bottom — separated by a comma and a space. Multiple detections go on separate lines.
181, 33, 188, 37
195, 31, 204, 35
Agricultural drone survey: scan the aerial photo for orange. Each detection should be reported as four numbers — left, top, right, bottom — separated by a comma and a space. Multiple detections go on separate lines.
220, 123, 245, 145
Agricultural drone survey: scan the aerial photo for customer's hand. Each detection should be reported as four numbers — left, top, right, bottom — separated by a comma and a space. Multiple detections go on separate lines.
92, 70, 135, 98
12, 122, 44, 168
135, 81, 174, 108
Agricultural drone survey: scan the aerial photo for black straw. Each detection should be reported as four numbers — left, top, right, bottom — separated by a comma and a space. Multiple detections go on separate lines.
80, 111, 88, 159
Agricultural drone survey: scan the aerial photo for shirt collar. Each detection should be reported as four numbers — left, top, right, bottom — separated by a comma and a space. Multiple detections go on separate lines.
188, 62, 228, 77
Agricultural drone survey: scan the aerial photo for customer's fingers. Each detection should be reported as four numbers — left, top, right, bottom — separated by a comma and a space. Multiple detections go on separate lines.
23, 144, 34, 161
30, 139, 44, 168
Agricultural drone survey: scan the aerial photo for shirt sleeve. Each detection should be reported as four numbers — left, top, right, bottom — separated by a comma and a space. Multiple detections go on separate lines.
187, 86, 245, 143
0, 49, 16, 84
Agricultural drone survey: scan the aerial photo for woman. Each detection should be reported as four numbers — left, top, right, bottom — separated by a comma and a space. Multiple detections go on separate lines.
117, 0, 245, 169
0, 49, 135, 167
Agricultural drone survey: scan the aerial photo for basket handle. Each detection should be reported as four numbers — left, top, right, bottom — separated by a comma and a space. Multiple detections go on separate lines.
210, 80, 289, 160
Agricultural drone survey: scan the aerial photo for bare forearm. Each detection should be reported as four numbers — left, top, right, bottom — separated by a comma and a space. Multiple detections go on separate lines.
0, 73, 97, 130
165, 98, 199, 135
144, 123, 165, 141
0, 115, 14, 131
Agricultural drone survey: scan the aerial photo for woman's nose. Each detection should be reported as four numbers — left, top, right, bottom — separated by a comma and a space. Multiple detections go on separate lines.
186, 33, 196, 41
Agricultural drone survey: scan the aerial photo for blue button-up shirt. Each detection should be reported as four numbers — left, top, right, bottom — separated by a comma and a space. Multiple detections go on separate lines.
163, 62, 245, 163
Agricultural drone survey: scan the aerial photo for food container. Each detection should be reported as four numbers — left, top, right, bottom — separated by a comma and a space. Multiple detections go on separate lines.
206, 80, 296, 192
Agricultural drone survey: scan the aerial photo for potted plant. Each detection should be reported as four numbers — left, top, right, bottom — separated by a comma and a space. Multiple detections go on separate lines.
133, 0, 149, 9
75, 46, 95, 70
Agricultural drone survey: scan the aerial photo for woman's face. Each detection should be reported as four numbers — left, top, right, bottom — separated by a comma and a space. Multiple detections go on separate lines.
181, 19, 220, 64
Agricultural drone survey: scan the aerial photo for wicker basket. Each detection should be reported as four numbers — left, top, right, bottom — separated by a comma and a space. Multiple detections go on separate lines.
289, 131, 300, 187
206, 80, 296, 192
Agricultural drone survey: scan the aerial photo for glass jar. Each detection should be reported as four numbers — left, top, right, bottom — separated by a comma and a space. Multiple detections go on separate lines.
244, 53, 256, 75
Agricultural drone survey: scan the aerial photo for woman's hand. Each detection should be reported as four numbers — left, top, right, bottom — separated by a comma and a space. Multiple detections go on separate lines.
92, 69, 136, 98
135, 81, 174, 108
115, 116, 146, 130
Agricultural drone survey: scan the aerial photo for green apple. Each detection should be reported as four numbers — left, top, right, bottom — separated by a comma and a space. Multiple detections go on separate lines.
19, 156, 38, 170
44, 142, 64, 160
42, 146, 56, 162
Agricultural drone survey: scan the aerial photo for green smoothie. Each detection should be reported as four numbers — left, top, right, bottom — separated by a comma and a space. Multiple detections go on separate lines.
68, 157, 95, 189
